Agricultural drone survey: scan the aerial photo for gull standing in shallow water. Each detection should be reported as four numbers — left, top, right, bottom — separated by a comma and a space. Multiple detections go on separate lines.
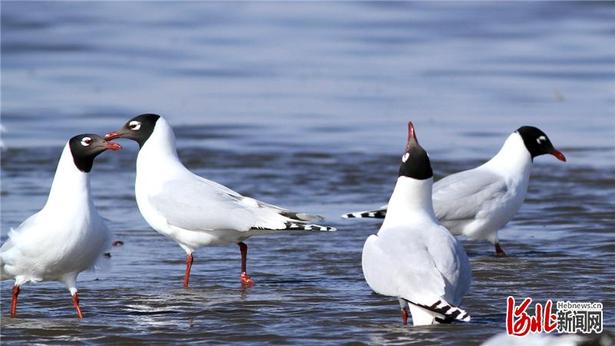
106, 114, 335, 287
344, 126, 566, 256
362, 122, 471, 326
0, 134, 121, 319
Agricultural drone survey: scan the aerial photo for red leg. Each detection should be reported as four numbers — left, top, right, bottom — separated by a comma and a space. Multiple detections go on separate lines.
183, 254, 194, 288
401, 307, 409, 325
72, 292, 84, 319
10, 285, 20, 318
495, 242, 506, 257
238, 242, 254, 287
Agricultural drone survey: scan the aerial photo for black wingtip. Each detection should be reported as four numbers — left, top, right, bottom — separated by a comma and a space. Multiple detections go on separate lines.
342, 210, 387, 219
284, 222, 336, 232
407, 298, 471, 323
251, 223, 336, 232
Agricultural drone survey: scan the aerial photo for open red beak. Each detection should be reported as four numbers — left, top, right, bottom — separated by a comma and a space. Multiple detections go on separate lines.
105, 132, 121, 141
551, 149, 566, 162
105, 141, 122, 151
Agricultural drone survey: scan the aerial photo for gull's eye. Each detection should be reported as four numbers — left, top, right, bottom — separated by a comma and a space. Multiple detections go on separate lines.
81, 137, 92, 147
536, 135, 546, 144
129, 121, 141, 131
402, 152, 410, 162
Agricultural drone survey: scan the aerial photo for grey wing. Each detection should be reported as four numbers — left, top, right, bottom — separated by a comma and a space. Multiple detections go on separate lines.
363, 230, 471, 322
433, 169, 508, 225
149, 177, 328, 232
426, 225, 472, 304
362, 232, 447, 302
193, 176, 324, 222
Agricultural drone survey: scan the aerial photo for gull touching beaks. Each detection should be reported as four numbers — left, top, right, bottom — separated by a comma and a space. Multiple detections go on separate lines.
106, 114, 335, 288
0, 134, 120, 318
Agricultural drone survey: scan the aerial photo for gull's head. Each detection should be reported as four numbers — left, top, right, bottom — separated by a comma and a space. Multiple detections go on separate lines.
105, 113, 161, 148
516, 126, 566, 162
69, 133, 122, 172
398, 121, 433, 180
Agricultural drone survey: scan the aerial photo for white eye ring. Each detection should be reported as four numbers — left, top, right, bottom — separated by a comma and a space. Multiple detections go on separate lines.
80, 137, 92, 147
402, 152, 410, 162
536, 135, 546, 144
129, 121, 141, 130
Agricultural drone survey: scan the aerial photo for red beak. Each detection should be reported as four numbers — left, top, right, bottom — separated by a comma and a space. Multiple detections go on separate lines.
105, 132, 121, 141
105, 141, 122, 151
407, 121, 417, 143
551, 149, 566, 162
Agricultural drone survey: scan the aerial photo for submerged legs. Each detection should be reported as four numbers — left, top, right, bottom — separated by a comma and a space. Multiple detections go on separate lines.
401, 307, 409, 325
181, 244, 255, 288
495, 242, 506, 257
11, 285, 83, 319
183, 253, 194, 288
71, 291, 84, 319
398, 299, 410, 325
238, 242, 254, 287
10, 285, 20, 318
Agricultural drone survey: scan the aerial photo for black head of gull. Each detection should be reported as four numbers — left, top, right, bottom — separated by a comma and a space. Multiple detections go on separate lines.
69, 134, 122, 172
398, 121, 433, 180
516, 126, 566, 162
105, 113, 161, 148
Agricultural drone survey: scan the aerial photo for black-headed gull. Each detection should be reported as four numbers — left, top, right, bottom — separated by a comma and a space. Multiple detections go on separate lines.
345, 126, 566, 256
1, 134, 121, 318
106, 114, 335, 287
362, 122, 472, 326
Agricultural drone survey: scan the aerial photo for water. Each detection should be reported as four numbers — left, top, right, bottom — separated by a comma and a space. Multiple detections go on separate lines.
1, 1, 614, 344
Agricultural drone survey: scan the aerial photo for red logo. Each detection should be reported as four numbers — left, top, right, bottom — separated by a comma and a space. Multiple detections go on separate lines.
506, 296, 557, 336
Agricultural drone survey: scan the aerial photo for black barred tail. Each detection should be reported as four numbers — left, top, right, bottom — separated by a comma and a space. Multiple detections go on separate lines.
341, 209, 387, 219
283, 222, 336, 232
251, 223, 336, 232
410, 299, 471, 323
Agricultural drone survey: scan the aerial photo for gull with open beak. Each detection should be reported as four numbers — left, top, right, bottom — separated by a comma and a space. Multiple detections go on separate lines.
344, 126, 566, 256
1, 134, 121, 319
362, 122, 472, 326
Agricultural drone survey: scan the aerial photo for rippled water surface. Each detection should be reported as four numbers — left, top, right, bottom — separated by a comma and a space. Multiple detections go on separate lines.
1, 2, 614, 345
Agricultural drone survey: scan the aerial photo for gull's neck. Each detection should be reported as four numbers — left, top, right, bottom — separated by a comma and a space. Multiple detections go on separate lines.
382, 176, 436, 228
483, 132, 533, 177
136, 118, 188, 182
43, 143, 92, 213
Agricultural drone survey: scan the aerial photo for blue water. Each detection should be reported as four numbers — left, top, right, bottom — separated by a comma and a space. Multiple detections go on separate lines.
1, 2, 614, 344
